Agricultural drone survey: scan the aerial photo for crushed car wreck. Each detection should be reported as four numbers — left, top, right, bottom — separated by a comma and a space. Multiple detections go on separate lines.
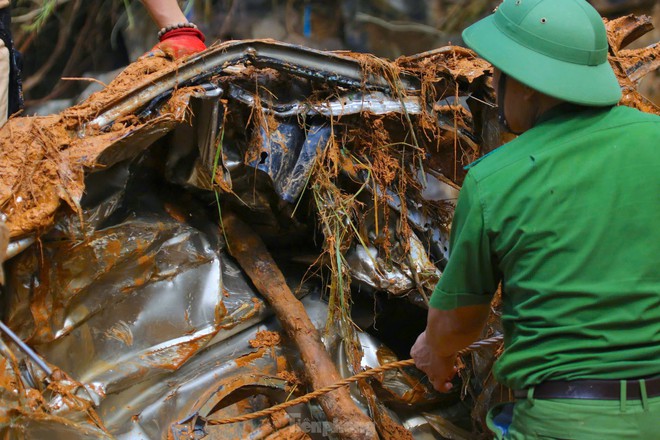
0, 13, 658, 440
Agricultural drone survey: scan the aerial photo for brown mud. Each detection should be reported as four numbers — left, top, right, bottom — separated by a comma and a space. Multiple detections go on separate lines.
276, 370, 302, 389
606, 15, 660, 114
263, 424, 311, 440
63, 55, 175, 119
249, 330, 282, 348
0, 55, 181, 238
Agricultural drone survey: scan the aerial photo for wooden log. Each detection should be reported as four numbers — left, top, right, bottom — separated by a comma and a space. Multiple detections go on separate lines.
222, 211, 378, 440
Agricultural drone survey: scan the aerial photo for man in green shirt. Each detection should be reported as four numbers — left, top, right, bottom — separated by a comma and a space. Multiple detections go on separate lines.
411, 0, 660, 438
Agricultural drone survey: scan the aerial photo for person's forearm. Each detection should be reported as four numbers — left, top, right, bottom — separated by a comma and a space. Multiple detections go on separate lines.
425, 304, 490, 357
142, 0, 188, 29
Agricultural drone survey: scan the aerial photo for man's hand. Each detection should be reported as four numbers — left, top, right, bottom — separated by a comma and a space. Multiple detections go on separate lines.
150, 27, 206, 60
142, 0, 205, 60
411, 330, 457, 392
412, 304, 490, 392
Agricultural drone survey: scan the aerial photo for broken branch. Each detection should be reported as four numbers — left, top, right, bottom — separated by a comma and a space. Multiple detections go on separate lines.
222, 211, 378, 440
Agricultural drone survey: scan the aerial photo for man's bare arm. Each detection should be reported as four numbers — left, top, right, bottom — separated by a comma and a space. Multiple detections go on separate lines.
426, 304, 490, 356
411, 304, 490, 392
142, 0, 188, 29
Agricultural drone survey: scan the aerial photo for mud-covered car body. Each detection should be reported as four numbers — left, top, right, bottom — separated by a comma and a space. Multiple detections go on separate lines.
0, 15, 657, 439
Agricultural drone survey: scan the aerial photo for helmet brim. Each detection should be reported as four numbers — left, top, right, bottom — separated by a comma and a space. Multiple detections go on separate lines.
463, 15, 622, 106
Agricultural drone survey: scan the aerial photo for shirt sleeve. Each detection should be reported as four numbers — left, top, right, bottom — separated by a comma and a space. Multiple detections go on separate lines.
430, 172, 500, 310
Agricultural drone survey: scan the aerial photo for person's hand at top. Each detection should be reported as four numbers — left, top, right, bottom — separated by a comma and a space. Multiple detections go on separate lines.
142, 0, 206, 60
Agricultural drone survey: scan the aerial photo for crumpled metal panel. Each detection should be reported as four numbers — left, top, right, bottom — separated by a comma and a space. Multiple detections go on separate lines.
5, 213, 286, 397
160, 86, 453, 299
3, 200, 442, 438
338, 167, 455, 298
346, 232, 440, 295
157, 88, 456, 295
253, 122, 332, 203
114, 294, 331, 440
164, 87, 224, 192
89, 40, 420, 128
0, 38, 498, 438
229, 85, 425, 117
0, 341, 112, 440
1, 420, 111, 440
2, 147, 318, 439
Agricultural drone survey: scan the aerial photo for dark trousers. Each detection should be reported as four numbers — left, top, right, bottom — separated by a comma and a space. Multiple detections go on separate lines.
0, 6, 23, 117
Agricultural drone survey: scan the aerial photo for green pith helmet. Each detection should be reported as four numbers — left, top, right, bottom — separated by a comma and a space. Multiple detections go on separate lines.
463, 0, 622, 106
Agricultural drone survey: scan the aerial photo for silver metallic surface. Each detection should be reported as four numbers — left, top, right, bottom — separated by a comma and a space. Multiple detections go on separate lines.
345, 231, 441, 296
229, 86, 425, 117
0, 320, 52, 376
6, 213, 297, 394
3, 190, 318, 439
90, 40, 419, 127
5, 236, 36, 260
109, 294, 328, 440
0, 37, 496, 439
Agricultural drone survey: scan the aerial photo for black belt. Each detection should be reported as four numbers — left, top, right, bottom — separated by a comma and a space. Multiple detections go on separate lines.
514, 376, 660, 400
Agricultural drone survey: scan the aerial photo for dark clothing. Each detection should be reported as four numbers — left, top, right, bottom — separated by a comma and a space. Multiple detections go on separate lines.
0, 6, 23, 118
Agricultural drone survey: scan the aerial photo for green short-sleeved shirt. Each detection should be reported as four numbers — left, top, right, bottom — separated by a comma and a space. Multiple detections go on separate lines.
430, 105, 660, 390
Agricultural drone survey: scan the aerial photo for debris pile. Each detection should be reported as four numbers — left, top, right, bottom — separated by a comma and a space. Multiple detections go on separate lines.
0, 14, 657, 440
